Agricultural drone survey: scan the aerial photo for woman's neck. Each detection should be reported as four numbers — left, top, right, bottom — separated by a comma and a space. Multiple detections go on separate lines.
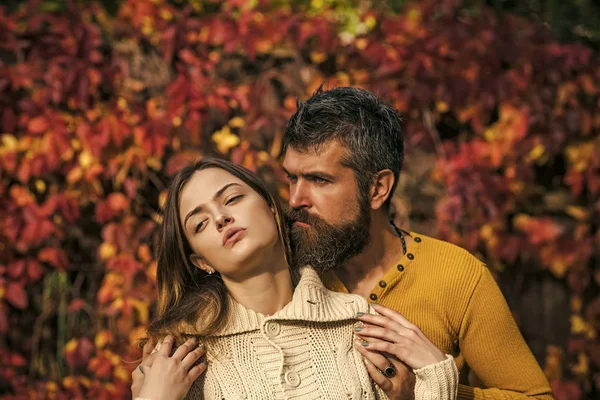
221, 255, 293, 316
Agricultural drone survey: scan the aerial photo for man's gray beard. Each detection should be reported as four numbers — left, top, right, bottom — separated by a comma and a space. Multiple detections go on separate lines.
289, 205, 371, 273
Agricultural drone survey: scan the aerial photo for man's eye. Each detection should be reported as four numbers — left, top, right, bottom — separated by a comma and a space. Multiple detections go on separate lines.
313, 177, 328, 184
286, 175, 297, 183
226, 195, 243, 205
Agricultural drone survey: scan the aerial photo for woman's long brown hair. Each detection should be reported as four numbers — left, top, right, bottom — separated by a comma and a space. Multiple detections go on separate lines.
144, 158, 294, 344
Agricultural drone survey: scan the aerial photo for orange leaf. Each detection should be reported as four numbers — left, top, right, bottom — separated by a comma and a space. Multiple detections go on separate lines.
38, 247, 69, 270
27, 116, 49, 134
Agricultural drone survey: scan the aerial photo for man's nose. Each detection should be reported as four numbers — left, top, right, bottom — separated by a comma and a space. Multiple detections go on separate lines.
216, 214, 234, 231
289, 181, 311, 209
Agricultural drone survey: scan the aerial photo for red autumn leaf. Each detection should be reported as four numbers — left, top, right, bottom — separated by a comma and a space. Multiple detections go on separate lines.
88, 355, 113, 379
26, 259, 43, 282
27, 116, 49, 134
10, 353, 26, 367
7, 260, 25, 279
5, 282, 28, 309
67, 298, 87, 313
38, 247, 69, 270
107, 193, 129, 213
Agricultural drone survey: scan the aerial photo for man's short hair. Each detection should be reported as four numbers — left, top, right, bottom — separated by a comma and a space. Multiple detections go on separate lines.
283, 86, 404, 210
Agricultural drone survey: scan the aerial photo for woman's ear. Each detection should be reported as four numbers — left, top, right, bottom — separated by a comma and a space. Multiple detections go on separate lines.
190, 254, 216, 274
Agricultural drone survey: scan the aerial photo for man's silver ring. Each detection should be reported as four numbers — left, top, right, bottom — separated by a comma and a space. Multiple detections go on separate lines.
383, 363, 396, 378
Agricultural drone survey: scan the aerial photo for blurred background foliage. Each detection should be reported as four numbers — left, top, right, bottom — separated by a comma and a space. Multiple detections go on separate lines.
0, 0, 598, 398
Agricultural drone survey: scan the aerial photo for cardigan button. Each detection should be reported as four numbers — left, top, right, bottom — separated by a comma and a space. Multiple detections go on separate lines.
284, 371, 301, 388
369, 293, 377, 301
397, 264, 404, 271
265, 321, 281, 337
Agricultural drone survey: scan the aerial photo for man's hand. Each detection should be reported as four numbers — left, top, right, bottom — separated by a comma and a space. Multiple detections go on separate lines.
131, 337, 160, 399
354, 338, 416, 400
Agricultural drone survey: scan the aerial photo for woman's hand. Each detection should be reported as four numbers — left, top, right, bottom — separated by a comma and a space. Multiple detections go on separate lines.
355, 304, 445, 370
136, 335, 207, 400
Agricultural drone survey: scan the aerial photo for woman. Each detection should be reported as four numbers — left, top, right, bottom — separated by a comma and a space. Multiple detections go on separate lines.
132, 159, 458, 400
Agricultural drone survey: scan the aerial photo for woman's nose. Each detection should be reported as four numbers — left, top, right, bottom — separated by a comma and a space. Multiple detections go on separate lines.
216, 214, 234, 231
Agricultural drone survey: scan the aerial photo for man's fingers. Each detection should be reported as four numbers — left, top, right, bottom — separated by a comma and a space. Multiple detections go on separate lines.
363, 355, 392, 392
142, 337, 157, 359
354, 339, 391, 373
140, 351, 159, 367
158, 335, 174, 357
181, 344, 206, 370
358, 340, 419, 370
172, 337, 197, 361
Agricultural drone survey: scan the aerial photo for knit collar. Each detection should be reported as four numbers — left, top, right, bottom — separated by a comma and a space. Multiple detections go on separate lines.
210, 266, 369, 337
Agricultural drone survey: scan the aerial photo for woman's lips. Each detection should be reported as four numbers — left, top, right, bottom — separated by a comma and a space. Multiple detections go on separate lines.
223, 229, 246, 248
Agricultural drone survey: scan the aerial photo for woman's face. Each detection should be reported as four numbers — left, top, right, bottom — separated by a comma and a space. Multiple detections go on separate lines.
178, 168, 281, 279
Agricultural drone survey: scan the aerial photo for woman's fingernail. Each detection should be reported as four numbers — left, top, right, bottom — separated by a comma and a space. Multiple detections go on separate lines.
361, 340, 369, 347
354, 326, 363, 332
356, 312, 364, 317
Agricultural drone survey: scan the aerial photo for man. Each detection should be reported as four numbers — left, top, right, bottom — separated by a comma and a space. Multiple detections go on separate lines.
281, 86, 554, 399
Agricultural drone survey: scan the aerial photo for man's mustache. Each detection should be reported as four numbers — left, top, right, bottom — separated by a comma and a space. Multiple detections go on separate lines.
286, 208, 324, 226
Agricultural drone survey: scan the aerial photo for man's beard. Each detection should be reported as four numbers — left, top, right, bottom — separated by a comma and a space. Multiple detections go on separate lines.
287, 196, 371, 273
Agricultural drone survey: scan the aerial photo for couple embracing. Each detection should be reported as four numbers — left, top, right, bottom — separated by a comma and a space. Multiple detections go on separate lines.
131, 87, 554, 400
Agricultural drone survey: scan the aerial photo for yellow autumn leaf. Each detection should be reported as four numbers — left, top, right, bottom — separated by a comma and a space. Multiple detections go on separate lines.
114, 365, 130, 382
364, 15, 377, 29
571, 353, 589, 376
212, 126, 240, 154
78, 151, 93, 169
513, 214, 530, 230
310, 51, 327, 64
99, 243, 117, 261
229, 117, 246, 128
147, 156, 162, 171
95, 330, 112, 349
570, 314, 592, 335
129, 298, 149, 324
565, 205, 588, 221
525, 144, 545, 163
1, 134, 18, 151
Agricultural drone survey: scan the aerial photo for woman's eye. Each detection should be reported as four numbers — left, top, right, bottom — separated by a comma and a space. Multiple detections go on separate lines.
194, 221, 205, 233
226, 195, 243, 205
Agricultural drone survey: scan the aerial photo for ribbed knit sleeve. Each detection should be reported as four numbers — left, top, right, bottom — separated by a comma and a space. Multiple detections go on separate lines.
414, 355, 458, 400
456, 267, 555, 400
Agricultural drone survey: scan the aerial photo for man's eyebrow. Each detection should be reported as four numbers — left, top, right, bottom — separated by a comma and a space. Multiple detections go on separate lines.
183, 182, 241, 227
283, 166, 336, 181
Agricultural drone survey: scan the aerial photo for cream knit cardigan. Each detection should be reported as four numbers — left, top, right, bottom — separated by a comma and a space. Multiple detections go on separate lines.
180, 267, 458, 400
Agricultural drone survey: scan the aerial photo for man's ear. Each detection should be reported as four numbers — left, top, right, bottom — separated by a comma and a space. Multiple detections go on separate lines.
190, 254, 216, 274
370, 169, 395, 210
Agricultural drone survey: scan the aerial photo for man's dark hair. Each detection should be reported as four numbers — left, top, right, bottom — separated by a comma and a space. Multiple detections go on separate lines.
283, 86, 404, 210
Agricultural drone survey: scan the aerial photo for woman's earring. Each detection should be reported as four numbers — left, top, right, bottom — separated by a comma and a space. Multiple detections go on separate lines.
207, 270, 213, 275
